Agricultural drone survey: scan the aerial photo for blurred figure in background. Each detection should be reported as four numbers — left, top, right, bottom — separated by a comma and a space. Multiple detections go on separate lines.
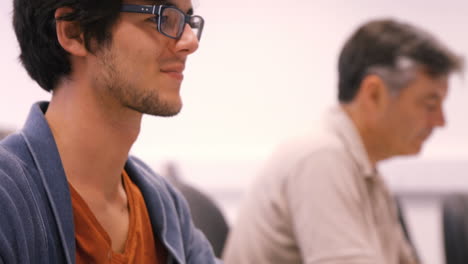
223, 18, 462, 264
0, 0, 217, 263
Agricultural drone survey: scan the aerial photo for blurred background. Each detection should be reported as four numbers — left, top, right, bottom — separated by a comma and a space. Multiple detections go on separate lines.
1, 0, 467, 263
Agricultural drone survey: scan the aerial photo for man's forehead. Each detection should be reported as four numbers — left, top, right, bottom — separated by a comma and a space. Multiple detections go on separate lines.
417, 75, 449, 100
139, 0, 171, 4
138, 0, 194, 9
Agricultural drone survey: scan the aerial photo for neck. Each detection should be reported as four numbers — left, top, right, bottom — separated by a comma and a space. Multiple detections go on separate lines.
341, 104, 391, 167
45, 79, 142, 200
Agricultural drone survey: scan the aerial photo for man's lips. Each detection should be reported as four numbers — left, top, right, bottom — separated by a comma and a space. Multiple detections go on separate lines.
162, 71, 184, 81
161, 64, 185, 81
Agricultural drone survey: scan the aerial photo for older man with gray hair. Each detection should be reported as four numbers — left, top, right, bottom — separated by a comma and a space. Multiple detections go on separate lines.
223, 18, 462, 264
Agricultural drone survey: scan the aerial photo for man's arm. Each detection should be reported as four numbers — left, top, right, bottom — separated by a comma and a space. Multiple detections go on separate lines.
0, 173, 30, 264
285, 148, 379, 264
0, 148, 49, 264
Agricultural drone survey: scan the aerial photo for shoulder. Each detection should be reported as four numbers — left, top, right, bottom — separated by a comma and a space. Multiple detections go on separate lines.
264, 127, 352, 178
252, 127, 361, 205
0, 132, 31, 173
0, 145, 41, 263
0, 132, 37, 194
0, 137, 31, 194
0, 132, 40, 218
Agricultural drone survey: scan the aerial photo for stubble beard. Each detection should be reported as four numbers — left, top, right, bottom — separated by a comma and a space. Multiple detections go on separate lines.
96, 46, 182, 117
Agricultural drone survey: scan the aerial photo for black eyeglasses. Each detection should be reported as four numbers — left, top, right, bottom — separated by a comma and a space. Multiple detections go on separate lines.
121, 4, 204, 41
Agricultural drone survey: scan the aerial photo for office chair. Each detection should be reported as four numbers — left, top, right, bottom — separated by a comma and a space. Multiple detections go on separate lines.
442, 193, 468, 264
163, 162, 230, 258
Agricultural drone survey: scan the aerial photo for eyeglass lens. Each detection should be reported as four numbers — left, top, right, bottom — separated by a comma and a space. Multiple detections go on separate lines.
160, 7, 203, 40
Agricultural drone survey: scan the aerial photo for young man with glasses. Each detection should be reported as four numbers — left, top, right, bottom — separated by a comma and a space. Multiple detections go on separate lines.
0, 0, 216, 263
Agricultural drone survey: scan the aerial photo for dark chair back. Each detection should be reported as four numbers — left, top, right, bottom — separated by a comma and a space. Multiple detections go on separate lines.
442, 193, 468, 264
164, 162, 229, 258
395, 196, 420, 262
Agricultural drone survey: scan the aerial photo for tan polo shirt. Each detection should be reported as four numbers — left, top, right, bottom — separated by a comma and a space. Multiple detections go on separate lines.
223, 106, 419, 264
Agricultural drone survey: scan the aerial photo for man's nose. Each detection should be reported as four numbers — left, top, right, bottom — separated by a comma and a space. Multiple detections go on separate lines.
174, 24, 199, 55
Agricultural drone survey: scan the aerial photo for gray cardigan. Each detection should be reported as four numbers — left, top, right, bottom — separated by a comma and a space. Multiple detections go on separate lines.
0, 102, 217, 264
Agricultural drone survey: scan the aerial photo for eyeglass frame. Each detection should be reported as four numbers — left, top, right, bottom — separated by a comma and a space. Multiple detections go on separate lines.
120, 4, 204, 41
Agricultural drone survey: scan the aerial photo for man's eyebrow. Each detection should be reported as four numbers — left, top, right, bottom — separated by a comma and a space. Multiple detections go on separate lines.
141, 0, 194, 14
141, 0, 171, 5
187, 7, 194, 15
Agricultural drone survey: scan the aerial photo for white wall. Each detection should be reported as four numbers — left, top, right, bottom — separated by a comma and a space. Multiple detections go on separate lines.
137, 0, 468, 163
1, 0, 467, 161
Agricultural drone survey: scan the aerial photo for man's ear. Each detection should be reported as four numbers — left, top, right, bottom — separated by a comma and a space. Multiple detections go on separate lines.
357, 74, 390, 113
55, 7, 87, 57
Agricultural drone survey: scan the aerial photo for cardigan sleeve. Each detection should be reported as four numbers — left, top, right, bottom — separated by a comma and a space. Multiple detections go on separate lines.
0, 171, 32, 264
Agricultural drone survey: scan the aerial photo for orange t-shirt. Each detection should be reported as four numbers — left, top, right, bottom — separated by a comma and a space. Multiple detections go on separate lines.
70, 171, 167, 264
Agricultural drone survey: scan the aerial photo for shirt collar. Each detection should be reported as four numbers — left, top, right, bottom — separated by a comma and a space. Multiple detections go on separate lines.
325, 105, 377, 178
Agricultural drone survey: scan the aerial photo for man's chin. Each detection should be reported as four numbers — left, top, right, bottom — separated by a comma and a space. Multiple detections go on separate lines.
151, 102, 183, 117
155, 109, 182, 117
401, 143, 424, 156
130, 99, 183, 117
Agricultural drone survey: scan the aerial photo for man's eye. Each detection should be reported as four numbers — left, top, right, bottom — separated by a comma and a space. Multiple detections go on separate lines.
425, 103, 438, 112
147, 16, 158, 23
160, 15, 168, 24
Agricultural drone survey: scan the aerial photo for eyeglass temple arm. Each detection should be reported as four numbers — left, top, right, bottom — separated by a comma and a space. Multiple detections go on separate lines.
120, 4, 161, 15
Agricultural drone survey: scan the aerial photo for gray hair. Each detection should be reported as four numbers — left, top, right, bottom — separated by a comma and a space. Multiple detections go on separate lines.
365, 56, 419, 96
338, 19, 463, 103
